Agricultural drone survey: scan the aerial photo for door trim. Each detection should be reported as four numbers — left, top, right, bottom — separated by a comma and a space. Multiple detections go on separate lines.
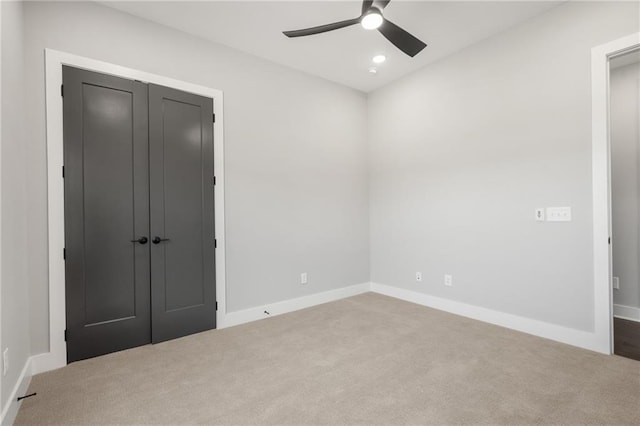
591, 32, 640, 355
35, 49, 227, 374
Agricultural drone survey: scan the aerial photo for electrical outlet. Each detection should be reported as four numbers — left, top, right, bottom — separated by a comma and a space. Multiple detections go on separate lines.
444, 274, 453, 287
613, 276, 620, 290
415, 272, 422, 282
3, 348, 8, 376
300, 272, 308, 285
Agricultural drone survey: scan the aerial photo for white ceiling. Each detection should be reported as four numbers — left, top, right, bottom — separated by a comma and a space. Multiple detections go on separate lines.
102, 1, 562, 92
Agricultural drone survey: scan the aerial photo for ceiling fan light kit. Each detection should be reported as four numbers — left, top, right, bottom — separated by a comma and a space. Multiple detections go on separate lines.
361, 9, 383, 30
283, 0, 427, 58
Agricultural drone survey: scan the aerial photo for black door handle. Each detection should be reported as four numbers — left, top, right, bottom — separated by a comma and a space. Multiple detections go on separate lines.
152, 236, 170, 244
130, 237, 148, 245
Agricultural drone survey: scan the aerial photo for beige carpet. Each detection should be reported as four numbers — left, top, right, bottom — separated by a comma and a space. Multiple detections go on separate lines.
15, 293, 640, 425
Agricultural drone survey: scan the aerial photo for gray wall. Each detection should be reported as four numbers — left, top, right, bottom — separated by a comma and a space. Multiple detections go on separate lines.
611, 62, 640, 311
24, 1, 369, 355
368, 1, 639, 332
1, 0, 31, 410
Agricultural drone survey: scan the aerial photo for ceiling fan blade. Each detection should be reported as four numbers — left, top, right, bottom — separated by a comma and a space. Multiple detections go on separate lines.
283, 18, 360, 38
361, 0, 374, 14
378, 18, 426, 57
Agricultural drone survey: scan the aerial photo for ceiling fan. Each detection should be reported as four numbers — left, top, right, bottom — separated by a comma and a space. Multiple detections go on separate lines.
283, 0, 427, 58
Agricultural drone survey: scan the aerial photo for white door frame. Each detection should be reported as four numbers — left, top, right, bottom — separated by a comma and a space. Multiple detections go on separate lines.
591, 32, 640, 355
33, 49, 227, 374
0, 0, 4, 410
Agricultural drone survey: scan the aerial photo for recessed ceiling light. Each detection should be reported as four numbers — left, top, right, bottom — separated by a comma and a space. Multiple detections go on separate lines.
368, 67, 378, 74
361, 11, 383, 30
372, 55, 386, 64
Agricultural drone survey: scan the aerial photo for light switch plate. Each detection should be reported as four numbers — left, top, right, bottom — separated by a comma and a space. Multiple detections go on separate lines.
546, 207, 572, 222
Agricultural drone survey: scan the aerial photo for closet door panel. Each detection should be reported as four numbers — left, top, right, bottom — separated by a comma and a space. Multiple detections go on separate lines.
63, 66, 151, 363
149, 84, 216, 343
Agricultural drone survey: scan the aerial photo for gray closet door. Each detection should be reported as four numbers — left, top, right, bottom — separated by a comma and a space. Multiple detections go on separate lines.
148, 84, 216, 343
63, 66, 151, 362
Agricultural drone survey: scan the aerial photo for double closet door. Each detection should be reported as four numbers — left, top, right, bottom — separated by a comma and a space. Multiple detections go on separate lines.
63, 66, 216, 363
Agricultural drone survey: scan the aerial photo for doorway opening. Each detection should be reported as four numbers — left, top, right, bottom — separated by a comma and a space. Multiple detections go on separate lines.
592, 33, 640, 356
609, 48, 640, 361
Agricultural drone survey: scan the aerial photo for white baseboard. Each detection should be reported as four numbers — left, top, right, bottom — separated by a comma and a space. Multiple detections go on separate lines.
0, 357, 33, 426
223, 282, 371, 328
30, 351, 66, 376
614, 304, 640, 322
24, 280, 615, 380
370, 283, 607, 354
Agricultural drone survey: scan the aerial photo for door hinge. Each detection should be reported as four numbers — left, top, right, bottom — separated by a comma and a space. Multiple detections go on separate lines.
609, 237, 611, 244
64, 329, 68, 341
62, 166, 65, 178
213, 176, 216, 186
63, 248, 66, 260
212, 113, 216, 123
216, 301, 218, 311
61, 84, 64, 97
214, 239, 217, 249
